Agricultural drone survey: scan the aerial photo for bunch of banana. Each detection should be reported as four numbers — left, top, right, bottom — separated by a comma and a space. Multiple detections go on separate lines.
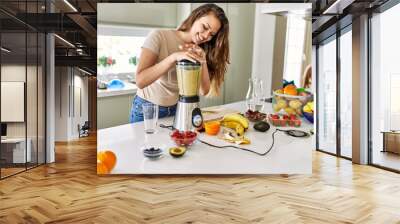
220, 113, 249, 136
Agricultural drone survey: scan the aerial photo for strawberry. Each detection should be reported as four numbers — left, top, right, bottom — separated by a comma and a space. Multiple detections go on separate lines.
271, 114, 280, 119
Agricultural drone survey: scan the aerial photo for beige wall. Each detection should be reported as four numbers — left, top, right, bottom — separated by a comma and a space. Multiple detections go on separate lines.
191, 3, 256, 107
224, 4, 255, 104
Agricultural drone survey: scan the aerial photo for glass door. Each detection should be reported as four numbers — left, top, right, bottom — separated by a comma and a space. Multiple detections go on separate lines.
339, 27, 352, 158
0, 1, 47, 179
370, 3, 400, 171
1, 23, 28, 178
317, 35, 337, 155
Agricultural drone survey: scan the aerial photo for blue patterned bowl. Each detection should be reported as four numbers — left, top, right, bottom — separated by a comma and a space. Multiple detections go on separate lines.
303, 111, 314, 124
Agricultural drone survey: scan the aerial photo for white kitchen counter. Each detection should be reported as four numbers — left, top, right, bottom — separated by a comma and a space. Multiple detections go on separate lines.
97, 82, 138, 98
97, 101, 313, 174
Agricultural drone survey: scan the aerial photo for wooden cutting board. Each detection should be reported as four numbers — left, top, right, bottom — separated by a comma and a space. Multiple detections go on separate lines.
201, 106, 240, 122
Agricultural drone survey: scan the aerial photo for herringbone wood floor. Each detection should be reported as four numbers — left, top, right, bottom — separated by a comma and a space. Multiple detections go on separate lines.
1, 134, 400, 224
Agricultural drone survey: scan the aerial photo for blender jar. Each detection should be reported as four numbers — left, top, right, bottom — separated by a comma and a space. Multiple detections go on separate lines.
176, 60, 201, 97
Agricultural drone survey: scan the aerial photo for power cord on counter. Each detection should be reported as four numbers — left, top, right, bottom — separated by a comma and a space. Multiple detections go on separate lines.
159, 124, 309, 157
197, 129, 279, 156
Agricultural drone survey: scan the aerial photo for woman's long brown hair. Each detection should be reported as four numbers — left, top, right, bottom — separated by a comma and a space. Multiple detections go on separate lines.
178, 3, 230, 96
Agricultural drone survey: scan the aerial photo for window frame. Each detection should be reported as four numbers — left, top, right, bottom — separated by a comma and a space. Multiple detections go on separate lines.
315, 24, 353, 161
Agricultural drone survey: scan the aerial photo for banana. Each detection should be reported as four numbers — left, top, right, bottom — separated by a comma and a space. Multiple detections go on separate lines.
221, 121, 238, 129
220, 121, 245, 136
220, 128, 251, 145
235, 123, 244, 136
222, 113, 249, 129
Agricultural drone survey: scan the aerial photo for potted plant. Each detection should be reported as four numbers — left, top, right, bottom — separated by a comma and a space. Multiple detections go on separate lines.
129, 56, 137, 66
98, 56, 116, 76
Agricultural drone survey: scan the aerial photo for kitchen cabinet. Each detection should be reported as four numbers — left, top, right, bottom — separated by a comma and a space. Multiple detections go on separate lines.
97, 93, 135, 130
97, 82, 137, 129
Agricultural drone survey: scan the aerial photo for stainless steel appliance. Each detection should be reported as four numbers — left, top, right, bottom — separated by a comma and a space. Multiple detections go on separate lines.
173, 60, 203, 131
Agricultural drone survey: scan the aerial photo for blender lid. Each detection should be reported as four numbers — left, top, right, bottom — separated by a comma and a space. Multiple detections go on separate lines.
176, 59, 201, 66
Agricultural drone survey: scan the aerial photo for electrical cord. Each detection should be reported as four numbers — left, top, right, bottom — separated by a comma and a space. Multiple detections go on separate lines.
197, 129, 279, 156
159, 124, 174, 130
159, 124, 309, 157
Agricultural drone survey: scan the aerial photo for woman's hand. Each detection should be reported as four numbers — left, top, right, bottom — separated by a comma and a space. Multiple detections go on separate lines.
179, 44, 206, 64
172, 51, 198, 64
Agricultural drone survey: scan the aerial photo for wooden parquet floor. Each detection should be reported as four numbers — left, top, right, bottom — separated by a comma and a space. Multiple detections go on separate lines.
1, 134, 400, 224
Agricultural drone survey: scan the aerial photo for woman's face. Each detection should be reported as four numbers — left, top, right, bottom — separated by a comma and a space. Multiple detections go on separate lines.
190, 13, 221, 45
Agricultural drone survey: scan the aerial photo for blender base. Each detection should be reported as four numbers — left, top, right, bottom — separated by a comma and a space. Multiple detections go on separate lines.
173, 100, 203, 131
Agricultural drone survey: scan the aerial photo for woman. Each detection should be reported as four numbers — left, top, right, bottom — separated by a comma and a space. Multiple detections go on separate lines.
130, 3, 230, 123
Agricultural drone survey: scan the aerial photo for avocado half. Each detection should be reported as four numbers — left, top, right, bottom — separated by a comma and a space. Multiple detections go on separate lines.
169, 147, 186, 157
254, 121, 270, 132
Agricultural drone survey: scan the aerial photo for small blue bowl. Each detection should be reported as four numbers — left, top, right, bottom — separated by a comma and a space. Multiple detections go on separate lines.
303, 111, 314, 124
107, 79, 125, 89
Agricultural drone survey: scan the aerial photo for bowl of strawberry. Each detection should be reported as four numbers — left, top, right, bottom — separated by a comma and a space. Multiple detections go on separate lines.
268, 114, 301, 127
170, 130, 197, 146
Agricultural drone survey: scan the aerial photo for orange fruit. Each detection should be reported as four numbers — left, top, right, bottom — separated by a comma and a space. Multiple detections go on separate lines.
97, 160, 109, 174
283, 85, 298, 95
204, 121, 220, 135
97, 150, 117, 171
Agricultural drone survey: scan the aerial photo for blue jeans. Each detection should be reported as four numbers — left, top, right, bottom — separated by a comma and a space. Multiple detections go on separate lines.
130, 95, 177, 123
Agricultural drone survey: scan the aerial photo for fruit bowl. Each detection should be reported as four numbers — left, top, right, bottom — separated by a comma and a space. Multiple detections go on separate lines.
272, 90, 312, 116
268, 114, 301, 127
170, 130, 197, 146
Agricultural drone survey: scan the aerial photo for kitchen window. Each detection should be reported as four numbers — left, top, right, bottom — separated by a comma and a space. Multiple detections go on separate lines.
97, 25, 151, 82
283, 15, 306, 87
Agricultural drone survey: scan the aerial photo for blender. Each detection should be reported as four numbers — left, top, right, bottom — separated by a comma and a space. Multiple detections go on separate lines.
173, 59, 203, 131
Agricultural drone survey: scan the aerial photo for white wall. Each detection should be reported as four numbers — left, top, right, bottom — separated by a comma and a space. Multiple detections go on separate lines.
1, 65, 30, 138
1, 64, 46, 164
55, 67, 89, 141
72, 74, 89, 138
55, 67, 69, 141
251, 4, 277, 96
